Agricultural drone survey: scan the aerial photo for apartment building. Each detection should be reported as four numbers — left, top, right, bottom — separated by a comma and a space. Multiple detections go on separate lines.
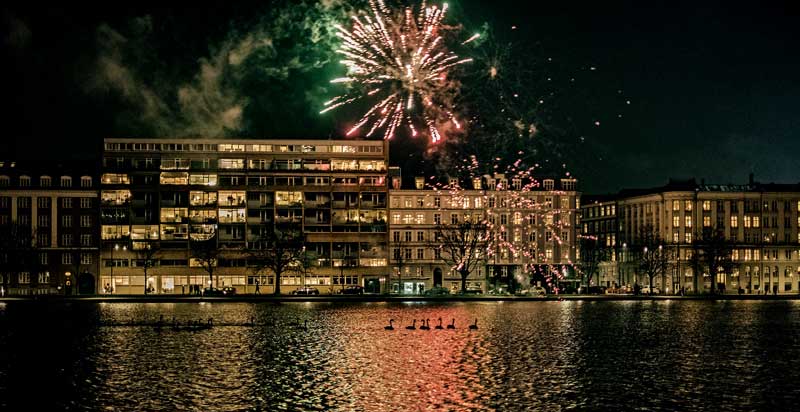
580, 195, 619, 287
101, 138, 389, 294
0, 161, 100, 295
612, 177, 800, 293
388, 170, 580, 293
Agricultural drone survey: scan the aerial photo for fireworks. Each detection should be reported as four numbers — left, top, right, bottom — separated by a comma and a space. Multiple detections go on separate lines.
321, 0, 473, 143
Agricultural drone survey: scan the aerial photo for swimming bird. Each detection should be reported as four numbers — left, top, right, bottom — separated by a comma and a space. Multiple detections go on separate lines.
435, 318, 444, 330
469, 318, 478, 330
420, 319, 430, 330
405, 319, 417, 330
384, 319, 395, 330
447, 318, 455, 329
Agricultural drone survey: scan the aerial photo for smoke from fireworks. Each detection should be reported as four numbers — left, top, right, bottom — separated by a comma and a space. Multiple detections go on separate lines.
321, 0, 474, 143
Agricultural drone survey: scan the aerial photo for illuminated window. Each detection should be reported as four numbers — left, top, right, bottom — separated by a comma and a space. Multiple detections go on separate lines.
685, 216, 692, 227
685, 232, 692, 243
218, 159, 244, 169
673, 216, 680, 228
392, 214, 400, 224
159, 172, 189, 185
703, 216, 711, 227
702, 201, 711, 211
415, 214, 424, 224
672, 200, 680, 211
189, 174, 217, 186
753, 216, 760, 228
744, 216, 751, 228
731, 216, 738, 228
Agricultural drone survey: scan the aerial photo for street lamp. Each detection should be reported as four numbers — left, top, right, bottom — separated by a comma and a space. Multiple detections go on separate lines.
110, 243, 126, 294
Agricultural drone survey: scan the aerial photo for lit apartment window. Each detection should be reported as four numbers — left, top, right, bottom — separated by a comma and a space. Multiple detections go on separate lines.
101, 173, 130, 184
753, 216, 760, 228
60, 176, 72, 187
392, 214, 400, 224
219, 144, 245, 152
685, 201, 692, 211
672, 200, 680, 211
415, 214, 424, 224
685, 232, 692, 243
731, 216, 738, 228
685, 216, 692, 227
672, 216, 679, 228
703, 216, 711, 227
189, 174, 218, 186
160, 172, 189, 185
702, 201, 711, 211
744, 216, 751, 228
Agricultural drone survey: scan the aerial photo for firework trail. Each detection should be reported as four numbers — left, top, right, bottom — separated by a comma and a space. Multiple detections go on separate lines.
321, 0, 474, 143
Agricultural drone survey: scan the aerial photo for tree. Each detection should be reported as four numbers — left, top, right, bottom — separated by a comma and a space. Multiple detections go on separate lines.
248, 229, 305, 295
690, 227, 734, 295
0, 222, 39, 294
136, 242, 161, 294
578, 235, 604, 291
431, 221, 489, 294
190, 238, 219, 290
634, 225, 671, 295
390, 237, 407, 294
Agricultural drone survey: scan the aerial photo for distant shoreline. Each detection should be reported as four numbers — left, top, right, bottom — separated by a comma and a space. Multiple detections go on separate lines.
2, 294, 800, 303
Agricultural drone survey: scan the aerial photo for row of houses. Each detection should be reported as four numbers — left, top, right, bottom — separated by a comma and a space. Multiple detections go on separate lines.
1, 138, 799, 295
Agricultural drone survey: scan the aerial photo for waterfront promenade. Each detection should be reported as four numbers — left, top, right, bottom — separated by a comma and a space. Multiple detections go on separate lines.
2, 293, 799, 303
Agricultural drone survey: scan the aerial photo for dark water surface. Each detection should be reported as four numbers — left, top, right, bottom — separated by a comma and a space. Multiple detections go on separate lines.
1, 300, 799, 411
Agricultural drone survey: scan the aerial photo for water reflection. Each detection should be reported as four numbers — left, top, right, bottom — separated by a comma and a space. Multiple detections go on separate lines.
1, 301, 799, 411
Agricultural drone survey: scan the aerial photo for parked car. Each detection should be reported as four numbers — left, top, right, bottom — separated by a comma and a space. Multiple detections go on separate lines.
292, 286, 320, 295
488, 286, 510, 295
203, 287, 236, 296
463, 286, 483, 295
641, 285, 660, 294
530, 286, 547, 296
424, 286, 450, 296
579, 286, 607, 295
339, 285, 364, 295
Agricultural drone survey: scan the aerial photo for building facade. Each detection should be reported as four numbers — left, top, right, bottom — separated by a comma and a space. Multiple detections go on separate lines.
580, 195, 619, 288
388, 171, 580, 294
585, 177, 800, 294
101, 138, 389, 294
0, 161, 100, 295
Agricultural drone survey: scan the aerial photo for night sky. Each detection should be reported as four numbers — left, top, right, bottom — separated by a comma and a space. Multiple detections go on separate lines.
2, 0, 798, 194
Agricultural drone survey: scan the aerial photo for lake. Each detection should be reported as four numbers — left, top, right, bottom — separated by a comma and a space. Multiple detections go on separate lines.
1, 300, 798, 411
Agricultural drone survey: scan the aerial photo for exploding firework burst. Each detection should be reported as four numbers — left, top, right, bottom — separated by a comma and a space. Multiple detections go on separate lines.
320, 0, 475, 143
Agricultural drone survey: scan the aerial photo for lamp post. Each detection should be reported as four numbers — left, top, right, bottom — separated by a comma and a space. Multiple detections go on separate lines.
110, 243, 126, 294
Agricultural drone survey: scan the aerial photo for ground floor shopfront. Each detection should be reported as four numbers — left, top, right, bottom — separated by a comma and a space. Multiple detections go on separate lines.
98, 267, 390, 295
613, 262, 800, 294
